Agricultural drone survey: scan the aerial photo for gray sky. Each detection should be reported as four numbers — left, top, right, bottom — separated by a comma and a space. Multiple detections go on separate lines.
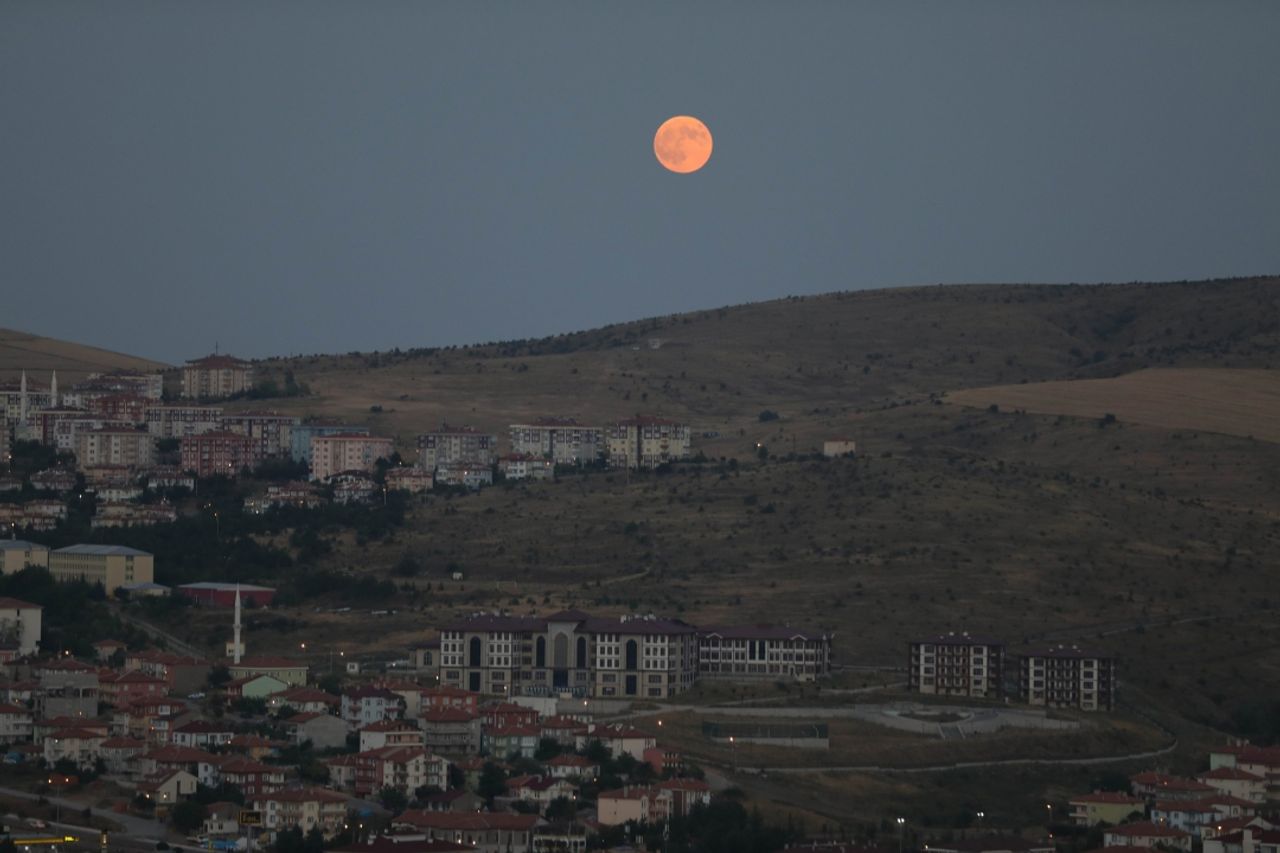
3, 2, 1278, 364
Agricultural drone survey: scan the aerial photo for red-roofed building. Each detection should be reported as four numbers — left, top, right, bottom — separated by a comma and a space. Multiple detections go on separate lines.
341, 686, 405, 726
1104, 821, 1194, 851
421, 685, 478, 715
656, 777, 712, 818
580, 723, 656, 760
42, 726, 105, 769
358, 718, 423, 752
99, 670, 168, 706
644, 745, 684, 776
597, 785, 655, 825
481, 701, 539, 730
390, 811, 538, 853
269, 686, 339, 715
1068, 791, 1146, 826
172, 719, 235, 749
215, 756, 286, 798
539, 715, 586, 747
353, 746, 448, 797
419, 707, 481, 755
505, 774, 575, 807
99, 736, 147, 773
0, 702, 34, 743
251, 787, 349, 838
1199, 766, 1268, 803
547, 753, 598, 780
1203, 828, 1280, 853
1131, 772, 1217, 801
182, 431, 259, 478
484, 724, 540, 759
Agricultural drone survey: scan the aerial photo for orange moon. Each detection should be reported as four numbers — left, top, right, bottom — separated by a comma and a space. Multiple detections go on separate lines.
654, 115, 713, 173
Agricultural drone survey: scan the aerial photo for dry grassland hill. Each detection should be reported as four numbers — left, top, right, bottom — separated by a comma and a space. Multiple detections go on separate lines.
248, 277, 1279, 456
208, 276, 1280, 742
0, 327, 169, 383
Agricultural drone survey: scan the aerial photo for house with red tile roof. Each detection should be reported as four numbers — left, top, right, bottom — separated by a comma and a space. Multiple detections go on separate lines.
1068, 791, 1146, 826
1130, 772, 1217, 801
251, 787, 349, 839
546, 753, 598, 780
1199, 766, 1268, 803
1104, 821, 1194, 851
358, 718, 422, 752
390, 811, 538, 853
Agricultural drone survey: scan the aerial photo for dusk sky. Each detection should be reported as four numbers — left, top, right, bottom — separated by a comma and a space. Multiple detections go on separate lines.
3, 2, 1278, 364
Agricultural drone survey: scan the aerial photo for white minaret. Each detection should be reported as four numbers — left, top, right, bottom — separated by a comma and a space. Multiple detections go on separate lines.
19, 370, 28, 423
49, 371, 58, 408
232, 585, 243, 663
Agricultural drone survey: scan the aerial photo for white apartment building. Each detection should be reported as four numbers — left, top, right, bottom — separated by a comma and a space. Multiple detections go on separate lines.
145, 404, 223, 439
908, 632, 1005, 699
1018, 643, 1116, 711
75, 427, 156, 469
606, 417, 691, 469
416, 426, 497, 469
509, 418, 603, 465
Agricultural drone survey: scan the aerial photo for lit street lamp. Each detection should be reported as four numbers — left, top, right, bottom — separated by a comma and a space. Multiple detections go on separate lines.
897, 817, 906, 853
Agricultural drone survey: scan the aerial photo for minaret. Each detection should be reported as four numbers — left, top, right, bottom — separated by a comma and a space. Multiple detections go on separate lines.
233, 585, 243, 664
50, 371, 58, 408
19, 370, 27, 423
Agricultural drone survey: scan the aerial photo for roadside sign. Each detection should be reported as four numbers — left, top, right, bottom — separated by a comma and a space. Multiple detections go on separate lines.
238, 811, 262, 826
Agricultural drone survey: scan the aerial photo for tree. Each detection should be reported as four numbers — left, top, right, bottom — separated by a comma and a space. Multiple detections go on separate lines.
545, 796, 576, 822
378, 786, 408, 814
534, 738, 562, 761
477, 761, 507, 804
170, 800, 208, 835
274, 826, 305, 853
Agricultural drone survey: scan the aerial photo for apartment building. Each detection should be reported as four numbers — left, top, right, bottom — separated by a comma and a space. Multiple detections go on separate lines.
252, 788, 349, 839
0, 540, 50, 574
497, 454, 554, 482
32, 409, 118, 451
49, 544, 155, 594
64, 372, 163, 406
75, 427, 156, 469
181, 430, 259, 478
1018, 643, 1116, 711
290, 423, 369, 466
508, 418, 603, 465
385, 466, 433, 493
907, 632, 1005, 699
87, 394, 149, 425
697, 624, 834, 682
182, 354, 254, 400
219, 411, 298, 459
310, 433, 395, 482
605, 417, 691, 469
0, 596, 42, 657
415, 425, 497, 470
144, 404, 223, 439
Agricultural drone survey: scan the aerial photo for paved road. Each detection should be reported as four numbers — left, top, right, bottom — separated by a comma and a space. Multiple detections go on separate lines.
0, 786, 166, 840
108, 604, 206, 659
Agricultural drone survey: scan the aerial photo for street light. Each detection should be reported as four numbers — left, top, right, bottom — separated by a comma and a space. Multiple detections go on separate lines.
976, 811, 985, 832
897, 817, 906, 853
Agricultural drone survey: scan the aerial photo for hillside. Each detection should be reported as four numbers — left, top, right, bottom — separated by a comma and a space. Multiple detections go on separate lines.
948, 368, 1280, 443
0, 327, 169, 383
179, 276, 1280, 748
246, 277, 1280, 457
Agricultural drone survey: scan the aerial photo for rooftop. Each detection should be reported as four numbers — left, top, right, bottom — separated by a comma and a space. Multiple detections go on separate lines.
53, 544, 152, 557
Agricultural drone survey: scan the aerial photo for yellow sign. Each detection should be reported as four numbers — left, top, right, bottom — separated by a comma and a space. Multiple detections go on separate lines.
238, 810, 262, 826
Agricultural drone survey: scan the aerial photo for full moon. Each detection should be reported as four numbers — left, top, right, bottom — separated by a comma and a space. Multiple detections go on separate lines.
654, 115, 713, 174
